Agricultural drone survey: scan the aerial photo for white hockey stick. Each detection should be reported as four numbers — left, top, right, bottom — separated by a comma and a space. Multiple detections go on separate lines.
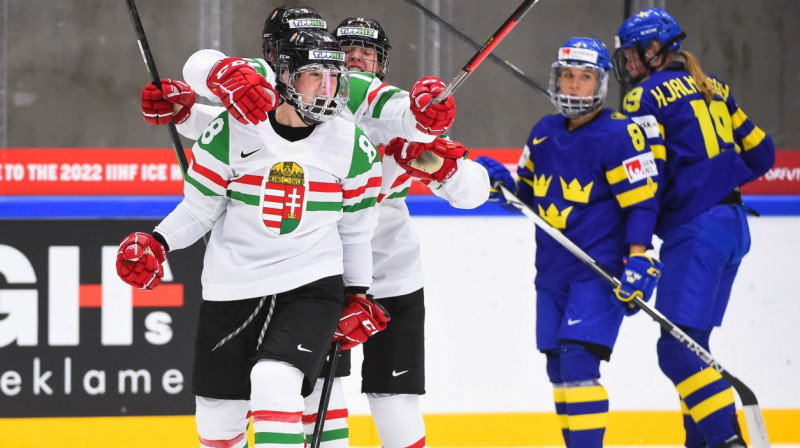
497, 184, 770, 448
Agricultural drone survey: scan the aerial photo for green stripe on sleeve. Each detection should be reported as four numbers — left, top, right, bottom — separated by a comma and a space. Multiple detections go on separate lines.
343, 197, 378, 213
227, 190, 260, 206
186, 174, 222, 197
386, 187, 410, 200
371, 88, 402, 118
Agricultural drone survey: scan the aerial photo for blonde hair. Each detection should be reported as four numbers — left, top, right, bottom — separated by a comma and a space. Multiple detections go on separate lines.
682, 50, 715, 103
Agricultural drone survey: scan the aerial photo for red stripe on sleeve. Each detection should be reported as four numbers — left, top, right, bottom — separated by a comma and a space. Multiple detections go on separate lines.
191, 158, 228, 189
343, 176, 381, 199
391, 173, 411, 189
367, 83, 391, 106
232, 174, 264, 186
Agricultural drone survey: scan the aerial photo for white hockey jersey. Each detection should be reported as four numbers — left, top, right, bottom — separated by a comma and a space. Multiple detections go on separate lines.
158, 108, 381, 301
180, 50, 488, 299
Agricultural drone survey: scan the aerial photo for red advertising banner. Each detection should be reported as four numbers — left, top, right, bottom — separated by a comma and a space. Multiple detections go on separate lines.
739, 150, 800, 194
0, 148, 186, 195
1, 148, 797, 196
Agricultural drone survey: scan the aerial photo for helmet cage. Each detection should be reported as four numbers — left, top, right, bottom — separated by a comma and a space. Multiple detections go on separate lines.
335, 18, 391, 79
280, 63, 350, 125
548, 61, 609, 119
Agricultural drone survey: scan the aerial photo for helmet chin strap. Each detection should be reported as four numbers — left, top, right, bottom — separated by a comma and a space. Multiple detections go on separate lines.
299, 112, 319, 126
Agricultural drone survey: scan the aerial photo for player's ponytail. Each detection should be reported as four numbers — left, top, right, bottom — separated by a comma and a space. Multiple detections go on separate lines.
682, 50, 715, 103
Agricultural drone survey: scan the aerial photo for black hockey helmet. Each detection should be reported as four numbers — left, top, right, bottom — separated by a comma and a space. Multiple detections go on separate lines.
262, 6, 327, 69
334, 17, 391, 80
275, 29, 349, 125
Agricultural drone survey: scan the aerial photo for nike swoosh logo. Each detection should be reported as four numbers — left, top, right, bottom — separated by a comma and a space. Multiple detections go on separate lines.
567, 319, 582, 326
533, 136, 548, 145
392, 370, 409, 377
241, 147, 262, 158
297, 344, 312, 353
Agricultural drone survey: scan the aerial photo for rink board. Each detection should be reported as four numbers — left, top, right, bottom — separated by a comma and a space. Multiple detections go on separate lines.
1, 201, 799, 446
0, 410, 798, 447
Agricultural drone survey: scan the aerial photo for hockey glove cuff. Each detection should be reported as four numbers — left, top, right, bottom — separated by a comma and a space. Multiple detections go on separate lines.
615, 253, 663, 313
333, 294, 391, 350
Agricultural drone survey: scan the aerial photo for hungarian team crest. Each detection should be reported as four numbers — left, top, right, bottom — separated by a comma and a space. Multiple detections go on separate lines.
262, 161, 306, 234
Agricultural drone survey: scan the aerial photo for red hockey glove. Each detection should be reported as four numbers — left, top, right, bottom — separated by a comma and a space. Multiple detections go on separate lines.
333, 294, 391, 350
116, 232, 167, 290
385, 136, 467, 183
206, 57, 278, 125
409, 76, 456, 135
141, 79, 196, 125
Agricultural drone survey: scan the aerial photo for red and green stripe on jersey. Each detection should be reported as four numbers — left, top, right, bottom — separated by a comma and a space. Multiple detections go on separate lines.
347, 72, 402, 118
186, 113, 232, 197
186, 111, 381, 234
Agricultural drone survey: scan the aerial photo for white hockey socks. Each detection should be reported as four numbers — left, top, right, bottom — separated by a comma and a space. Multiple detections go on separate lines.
250, 359, 306, 447
196, 397, 250, 448
303, 377, 349, 448
367, 393, 426, 448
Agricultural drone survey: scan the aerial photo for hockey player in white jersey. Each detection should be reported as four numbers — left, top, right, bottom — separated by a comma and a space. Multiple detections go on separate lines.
333, 16, 489, 448
118, 29, 386, 448
138, 9, 490, 447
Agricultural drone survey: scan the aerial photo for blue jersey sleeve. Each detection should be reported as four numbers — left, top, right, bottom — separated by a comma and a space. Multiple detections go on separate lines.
603, 115, 659, 246
711, 77, 775, 181
516, 122, 543, 207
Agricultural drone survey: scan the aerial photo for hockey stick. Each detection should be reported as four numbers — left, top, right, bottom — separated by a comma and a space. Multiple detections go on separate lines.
412, 0, 540, 169
404, 0, 547, 96
496, 184, 770, 448
124, 0, 189, 177
309, 341, 343, 448
125, 0, 211, 245
427, 0, 540, 108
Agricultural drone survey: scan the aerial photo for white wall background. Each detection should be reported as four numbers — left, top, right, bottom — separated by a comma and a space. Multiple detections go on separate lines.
341, 215, 800, 415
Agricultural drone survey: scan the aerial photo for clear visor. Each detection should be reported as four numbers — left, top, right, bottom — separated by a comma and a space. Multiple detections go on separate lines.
612, 46, 642, 90
285, 64, 350, 124
547, 61, 608, 119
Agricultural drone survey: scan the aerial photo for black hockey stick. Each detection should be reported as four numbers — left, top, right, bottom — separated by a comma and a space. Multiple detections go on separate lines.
125, 0, 189, 177
404, 0, 547, 96
497, 184, 770, 448
309, 341, 342, 448
125, 0, 210, 245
